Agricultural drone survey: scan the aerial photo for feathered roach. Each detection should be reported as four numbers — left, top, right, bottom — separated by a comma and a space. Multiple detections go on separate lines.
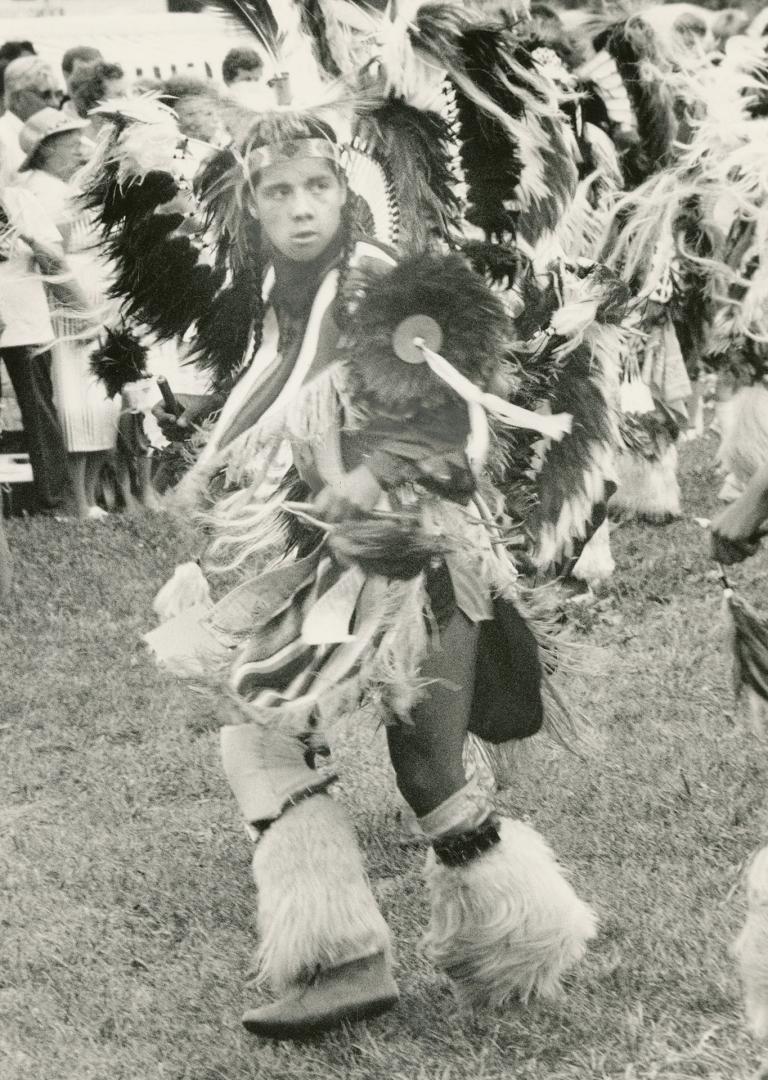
341, 252, 511, 415
90, 327, 149, 398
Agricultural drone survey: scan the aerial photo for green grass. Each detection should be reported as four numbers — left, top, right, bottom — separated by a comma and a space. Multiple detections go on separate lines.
2, 432, 768, 1080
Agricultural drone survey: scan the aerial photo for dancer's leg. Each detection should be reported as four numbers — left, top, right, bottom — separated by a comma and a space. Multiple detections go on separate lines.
221, 720, 397, 1039
388, 604, 596, 1008
386, 609, 478, 817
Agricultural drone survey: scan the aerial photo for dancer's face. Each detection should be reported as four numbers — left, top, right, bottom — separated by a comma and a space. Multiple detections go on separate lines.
254, 157, 346, 263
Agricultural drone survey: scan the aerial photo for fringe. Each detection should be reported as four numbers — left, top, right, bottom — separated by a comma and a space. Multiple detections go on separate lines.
357, 574, 435, 720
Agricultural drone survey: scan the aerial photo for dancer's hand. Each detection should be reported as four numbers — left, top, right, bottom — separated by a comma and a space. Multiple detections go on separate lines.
152, 393, 214, 441
711, 466, 768, 564
314, 466, 382, 523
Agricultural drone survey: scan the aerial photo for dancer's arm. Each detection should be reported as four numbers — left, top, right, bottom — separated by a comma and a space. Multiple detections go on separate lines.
711, 461, 768, 563
152, 392, 224, 441
315, 398, 475, 523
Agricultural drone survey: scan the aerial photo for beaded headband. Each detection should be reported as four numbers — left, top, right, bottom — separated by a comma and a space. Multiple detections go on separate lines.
248, 137, 341, 173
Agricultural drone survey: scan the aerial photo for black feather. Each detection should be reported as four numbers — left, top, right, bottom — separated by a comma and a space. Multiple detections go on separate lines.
597, 19, 678, 187
460, 239, 517, 288
531, 343, 615, 536
451, 24, 527, 242
190, 271, 260, 394
202, 0, 280, 55
296, 0, 341, 78
276, 465, 320, 558
91, 327, 149, 397
358, 98, 463, 252
407, 3, 470, 73
107, 206, 227, 341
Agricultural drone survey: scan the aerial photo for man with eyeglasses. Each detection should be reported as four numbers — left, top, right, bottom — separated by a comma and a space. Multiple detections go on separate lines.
0, 56, 63, 188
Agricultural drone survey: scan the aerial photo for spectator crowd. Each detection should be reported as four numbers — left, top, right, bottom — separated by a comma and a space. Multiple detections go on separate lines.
0, 36, 269, 519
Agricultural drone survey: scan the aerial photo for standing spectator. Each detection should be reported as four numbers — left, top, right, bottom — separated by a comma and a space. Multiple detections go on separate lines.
69, 61, 128, 139
16, 108, 120, 519
0, 40, 36, 110
0, 186, 71, 514
0, 41, 35, 425
158, 75, 228, 143
60, 45, 103, 115
221, 46, 264, 87
0, 57, 62, 187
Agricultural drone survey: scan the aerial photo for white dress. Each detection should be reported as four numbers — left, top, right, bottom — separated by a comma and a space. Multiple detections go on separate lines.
18, 170, 121, 453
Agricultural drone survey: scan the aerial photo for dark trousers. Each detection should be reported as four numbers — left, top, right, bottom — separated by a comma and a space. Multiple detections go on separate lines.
2, 346, 70, 511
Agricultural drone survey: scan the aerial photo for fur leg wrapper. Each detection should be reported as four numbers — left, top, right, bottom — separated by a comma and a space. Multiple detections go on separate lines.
572, 519, 615, 586
613, 444, 681, 523
422, 817, 597, 1008
152, 561, 212, 624
734, 845, 768, 1040
251, 794, 392, 996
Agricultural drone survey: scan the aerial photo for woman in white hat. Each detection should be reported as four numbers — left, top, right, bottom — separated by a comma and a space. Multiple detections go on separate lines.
15, 107, 121, 519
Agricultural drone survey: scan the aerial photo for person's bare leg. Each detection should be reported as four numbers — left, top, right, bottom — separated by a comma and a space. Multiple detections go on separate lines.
82, 452, 110, 518
111, 447, 142, 514
136, 454, 162, 511
68, 453, 89, 519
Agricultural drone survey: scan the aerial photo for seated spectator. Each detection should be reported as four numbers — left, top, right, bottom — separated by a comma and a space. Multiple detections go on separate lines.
60, 44, 103, 114
0, 56, 63, 186
222, 46, 264, 87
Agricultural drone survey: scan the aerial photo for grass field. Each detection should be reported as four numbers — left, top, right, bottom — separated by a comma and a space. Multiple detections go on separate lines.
2, 433, 768, 1080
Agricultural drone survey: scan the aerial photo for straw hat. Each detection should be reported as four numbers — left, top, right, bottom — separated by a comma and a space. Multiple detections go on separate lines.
18, 107, 88, 171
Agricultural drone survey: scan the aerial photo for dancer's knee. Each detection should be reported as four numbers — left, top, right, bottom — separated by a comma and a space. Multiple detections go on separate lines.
389, 739, 466, 818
